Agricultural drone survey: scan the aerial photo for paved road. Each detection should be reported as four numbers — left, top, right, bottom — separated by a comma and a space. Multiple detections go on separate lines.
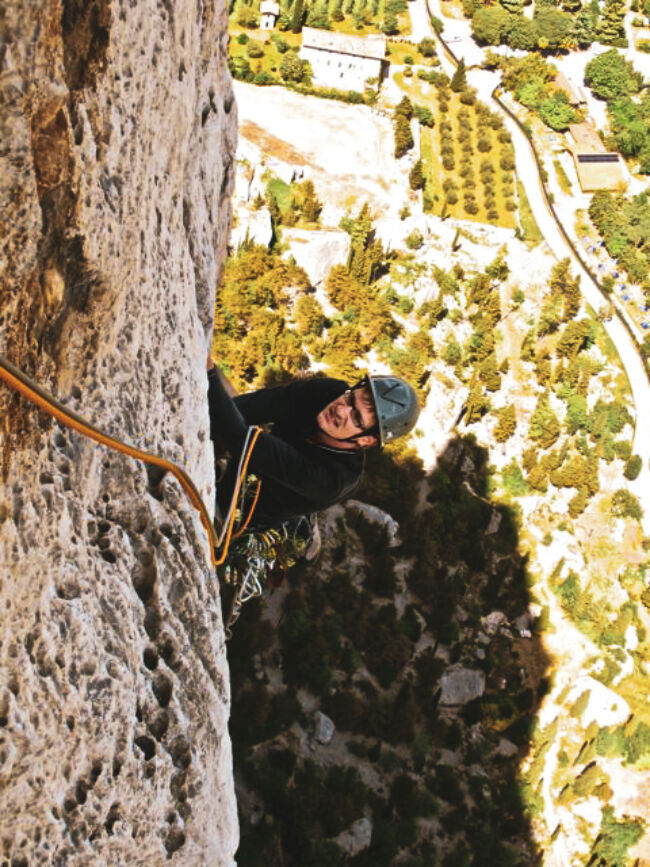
410, 0, 650, 532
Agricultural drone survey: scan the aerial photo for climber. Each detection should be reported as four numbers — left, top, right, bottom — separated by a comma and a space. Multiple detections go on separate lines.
207, 362, 420, 539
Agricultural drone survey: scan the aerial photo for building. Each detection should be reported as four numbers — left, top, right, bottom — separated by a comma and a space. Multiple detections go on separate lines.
567, 122, 627, 192
551, 72, 587, 107
299, 27, 387, 92
260, 0, 279, 30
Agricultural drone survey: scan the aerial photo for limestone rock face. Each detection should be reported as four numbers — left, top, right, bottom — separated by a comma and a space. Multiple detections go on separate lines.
0, 1, 237, 864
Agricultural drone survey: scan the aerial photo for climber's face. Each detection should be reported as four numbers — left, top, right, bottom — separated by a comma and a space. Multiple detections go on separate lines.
316, 385, 378, 450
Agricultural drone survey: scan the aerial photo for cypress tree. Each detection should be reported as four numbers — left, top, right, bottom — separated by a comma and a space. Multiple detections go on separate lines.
394, 95, 414, 119
394, 114, 414, 158
494, 404, 516, 442
450, 59, 467, 93
409, 160, 425, 190
595, 0, 626, 44
291, 0, 304, 33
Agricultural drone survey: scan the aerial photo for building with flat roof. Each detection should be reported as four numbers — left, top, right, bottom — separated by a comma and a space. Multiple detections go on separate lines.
567, 123, 627, 192
299, 27, 387, 92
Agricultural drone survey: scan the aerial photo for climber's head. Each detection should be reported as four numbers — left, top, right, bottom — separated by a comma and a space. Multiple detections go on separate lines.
315, 375, 419, 451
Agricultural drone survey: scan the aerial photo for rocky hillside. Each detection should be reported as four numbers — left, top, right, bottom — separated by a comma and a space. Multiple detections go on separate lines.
0, 1, 237, 863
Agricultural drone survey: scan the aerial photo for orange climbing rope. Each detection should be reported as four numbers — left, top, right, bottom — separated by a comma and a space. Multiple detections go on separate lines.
0, 354, 260, 568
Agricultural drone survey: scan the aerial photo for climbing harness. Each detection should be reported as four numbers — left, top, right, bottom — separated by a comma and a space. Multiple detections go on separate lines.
0, 354, 259, 570
222, 515, 315, 638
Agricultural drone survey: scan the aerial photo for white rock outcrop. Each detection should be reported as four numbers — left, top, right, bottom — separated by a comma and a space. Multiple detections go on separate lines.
282, 228, 350, 287
0, 0, 238, 863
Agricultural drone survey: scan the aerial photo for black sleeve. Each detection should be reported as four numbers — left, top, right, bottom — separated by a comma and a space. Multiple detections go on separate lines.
208, 371, 352, 499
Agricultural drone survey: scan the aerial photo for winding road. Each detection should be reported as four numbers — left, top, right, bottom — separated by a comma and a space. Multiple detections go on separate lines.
409, 0, 650, 533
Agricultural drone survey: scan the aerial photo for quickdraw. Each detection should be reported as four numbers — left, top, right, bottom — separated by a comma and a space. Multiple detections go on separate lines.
222, 517, 314, 638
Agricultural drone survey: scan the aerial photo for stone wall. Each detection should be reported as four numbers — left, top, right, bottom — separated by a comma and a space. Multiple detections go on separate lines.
0, 0, 238, 863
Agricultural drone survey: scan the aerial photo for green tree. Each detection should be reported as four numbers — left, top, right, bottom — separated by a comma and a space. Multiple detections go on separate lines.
471, 6, 512, 45
479, 353, 501, 391
584, 49, 642, 100
418, 37, 437, 56
529, 393, 561, 449
300, 179, 323, 222
394, 113, 414, 158
538, 92, 576, 131
450, 59, 467, 92
494, 404, 517, 441
295, 294, 325, 335
281, 50, 305, 81
395, 95, 414, 119
409, 160, 425, 190
594, 0, 627, 45
465, 383, 489, 423
291, 0, 305, 32
588, 807, 643, 865
624, 455, 642, 480
611, 489, 643, 520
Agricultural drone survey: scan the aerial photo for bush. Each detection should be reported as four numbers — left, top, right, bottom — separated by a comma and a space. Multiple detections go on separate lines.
611, 489, 643, 520
624, 455, 642, 479
247, 40, 265, 58
419, 37, 437, 56
237, 32, 249, 44
405, 229, 424, 250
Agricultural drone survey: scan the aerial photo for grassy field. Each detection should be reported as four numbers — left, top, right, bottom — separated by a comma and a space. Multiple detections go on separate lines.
553, 158, 573, 195
517, 180, 544, 245
228, 28, 303, 77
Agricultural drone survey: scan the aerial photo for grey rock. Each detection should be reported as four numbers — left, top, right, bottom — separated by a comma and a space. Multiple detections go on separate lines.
439, 667, 486, 705
345, 500, 401, 547
335, 817, 372, 856
314, 711, 335, 744
483, 611, 507, 634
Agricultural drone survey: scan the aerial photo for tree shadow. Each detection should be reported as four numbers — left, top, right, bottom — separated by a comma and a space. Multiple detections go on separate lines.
227, 432, 552, 867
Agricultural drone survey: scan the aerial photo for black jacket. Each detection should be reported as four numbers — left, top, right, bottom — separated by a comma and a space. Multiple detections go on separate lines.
208, 371, 364, 528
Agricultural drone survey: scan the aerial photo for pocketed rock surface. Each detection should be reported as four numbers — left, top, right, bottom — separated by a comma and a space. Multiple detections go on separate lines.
0, 0, 238, 863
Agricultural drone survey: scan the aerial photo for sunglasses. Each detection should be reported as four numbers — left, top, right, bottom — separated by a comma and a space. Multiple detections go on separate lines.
343, 387, 376, 434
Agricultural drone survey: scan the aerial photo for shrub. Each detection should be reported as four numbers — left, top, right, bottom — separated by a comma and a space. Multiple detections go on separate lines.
446, 190, 459, 204
502, 459, 528, 494
419, 37, 437, 56
611, 489, 643, 520
495, 404, 517, 442
405, 229, 424, 250
442, 154, 455, 170
464, 197, 479, 215
247, 40, 265, 58
568, 489, 588, 518
505, 198, 517, 211
622, 454, 642, 480
237, 32, 249, 44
